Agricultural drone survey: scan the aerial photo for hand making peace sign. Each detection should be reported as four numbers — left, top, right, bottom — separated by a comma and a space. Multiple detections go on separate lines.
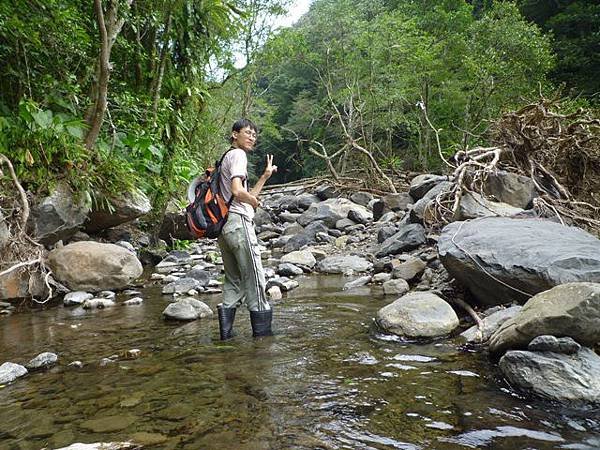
263, 154, 278, 179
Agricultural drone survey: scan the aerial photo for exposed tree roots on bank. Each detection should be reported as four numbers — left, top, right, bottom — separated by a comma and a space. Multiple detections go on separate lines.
425, 96, 600, 236
0, 154, 54, 304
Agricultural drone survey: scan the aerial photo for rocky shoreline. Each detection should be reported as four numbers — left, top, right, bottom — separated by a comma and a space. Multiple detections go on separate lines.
2, 170, 600, 413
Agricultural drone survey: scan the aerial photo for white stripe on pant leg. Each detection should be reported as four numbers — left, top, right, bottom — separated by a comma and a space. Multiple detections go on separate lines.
241, 216, 269, 311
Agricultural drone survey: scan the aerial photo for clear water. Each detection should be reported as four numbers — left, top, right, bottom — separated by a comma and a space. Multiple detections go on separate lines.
1, 275, 599, 449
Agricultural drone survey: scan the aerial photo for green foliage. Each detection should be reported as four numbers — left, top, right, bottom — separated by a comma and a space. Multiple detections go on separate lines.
245, 0, 556, 173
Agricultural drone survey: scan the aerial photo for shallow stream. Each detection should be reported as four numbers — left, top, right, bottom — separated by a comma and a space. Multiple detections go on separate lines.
1, 275, 599, 449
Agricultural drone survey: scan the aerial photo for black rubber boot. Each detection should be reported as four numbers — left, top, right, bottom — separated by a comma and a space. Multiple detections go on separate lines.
250, 309, 273, 337
217, 304, 236, 340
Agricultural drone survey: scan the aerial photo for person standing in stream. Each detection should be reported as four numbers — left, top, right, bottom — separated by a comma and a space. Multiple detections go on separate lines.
217, 118, 277, 340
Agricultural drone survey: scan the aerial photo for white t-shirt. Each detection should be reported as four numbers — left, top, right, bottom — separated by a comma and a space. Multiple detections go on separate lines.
219, 147, 254, 220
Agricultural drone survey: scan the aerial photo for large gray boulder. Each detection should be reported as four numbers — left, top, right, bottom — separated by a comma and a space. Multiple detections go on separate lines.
456, 192, 524, 220
28, 182, 90, 245
85, 190, 151, 233
376, 223, 427, 258
47, 241, 143, 291
297, 198, 371, 228
483, 170, 537, 209
489, 283, 600, 355
500, 339, 600, 405
317, 255, 372, 274
438, 217, 600, 306
376, 292, 459, 338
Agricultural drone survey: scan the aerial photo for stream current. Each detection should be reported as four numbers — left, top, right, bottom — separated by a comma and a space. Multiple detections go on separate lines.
1, 274, 599, 449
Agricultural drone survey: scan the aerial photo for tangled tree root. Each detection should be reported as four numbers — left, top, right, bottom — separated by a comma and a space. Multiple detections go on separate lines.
427, 96, 600, 236
0, 153, 54, 304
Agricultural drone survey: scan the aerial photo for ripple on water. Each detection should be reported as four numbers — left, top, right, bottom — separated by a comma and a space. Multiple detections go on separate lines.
439, 425, 565, 448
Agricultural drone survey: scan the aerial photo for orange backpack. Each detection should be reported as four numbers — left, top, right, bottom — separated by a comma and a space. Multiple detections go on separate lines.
185, 151, 232, 239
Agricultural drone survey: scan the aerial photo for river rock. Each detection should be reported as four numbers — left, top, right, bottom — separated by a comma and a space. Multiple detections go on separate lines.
26, 352, 58, 370
163, 297, 212, 321
382, 279, 409, 296
372, 272, 392, 283
82, 298, 116, 309
280, 211, 301, 223
376, 291, 459, 338
185, 267, 212, 286
47, 241, 143, 292
277, 263, 304, 277
348, 208, 372, 225
336, 218, 356, 231
123, 297, 143, 306
376, 223, 427, 258
253, 207, 272, 227
0, 362, 28, 384
315, 185, 339, 200
499, 345, 600, 405
280, 250, 317, 269
283, 221, 329, 253
267, 277, 299, 292
377, 226, 397, 244
528, 335, 581, 354
85, 190, 151, 233
392, 257, 426, 281
297, 198, 371, 228
483, 170, 537, 209
350, 191, 374, 207
461, 305, 522, 343
456, 192, 524, 220
28, 182, 90, 245
489, 283, 600, 355
317, 255, 372, 274
295, 193, 321, 211
283, 222, 304, 235
267, 286, 282, 299
438, 217, 600, 306
162, 277, 201, 294
409, 174, 448, 201
409, 181, 453, 224
343, 276, 371, 290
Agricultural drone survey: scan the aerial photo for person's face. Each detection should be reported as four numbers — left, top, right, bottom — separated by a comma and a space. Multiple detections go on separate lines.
232, 126, 257, 151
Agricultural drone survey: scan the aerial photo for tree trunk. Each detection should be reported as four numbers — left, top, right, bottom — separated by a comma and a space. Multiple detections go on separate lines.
151, 10, 172, 126
85, 0, 132, 150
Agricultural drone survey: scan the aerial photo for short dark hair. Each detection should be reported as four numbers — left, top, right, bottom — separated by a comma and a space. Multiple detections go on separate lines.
230, 118, 258, 142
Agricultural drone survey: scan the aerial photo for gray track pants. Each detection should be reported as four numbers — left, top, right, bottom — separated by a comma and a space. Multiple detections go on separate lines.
217, 212, 270, 312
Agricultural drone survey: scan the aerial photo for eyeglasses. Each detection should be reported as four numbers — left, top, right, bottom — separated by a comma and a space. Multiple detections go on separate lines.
241, 129, 257, 138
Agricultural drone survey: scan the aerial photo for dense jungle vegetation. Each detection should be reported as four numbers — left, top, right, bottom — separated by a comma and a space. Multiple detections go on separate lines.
0, 0, 598, 221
